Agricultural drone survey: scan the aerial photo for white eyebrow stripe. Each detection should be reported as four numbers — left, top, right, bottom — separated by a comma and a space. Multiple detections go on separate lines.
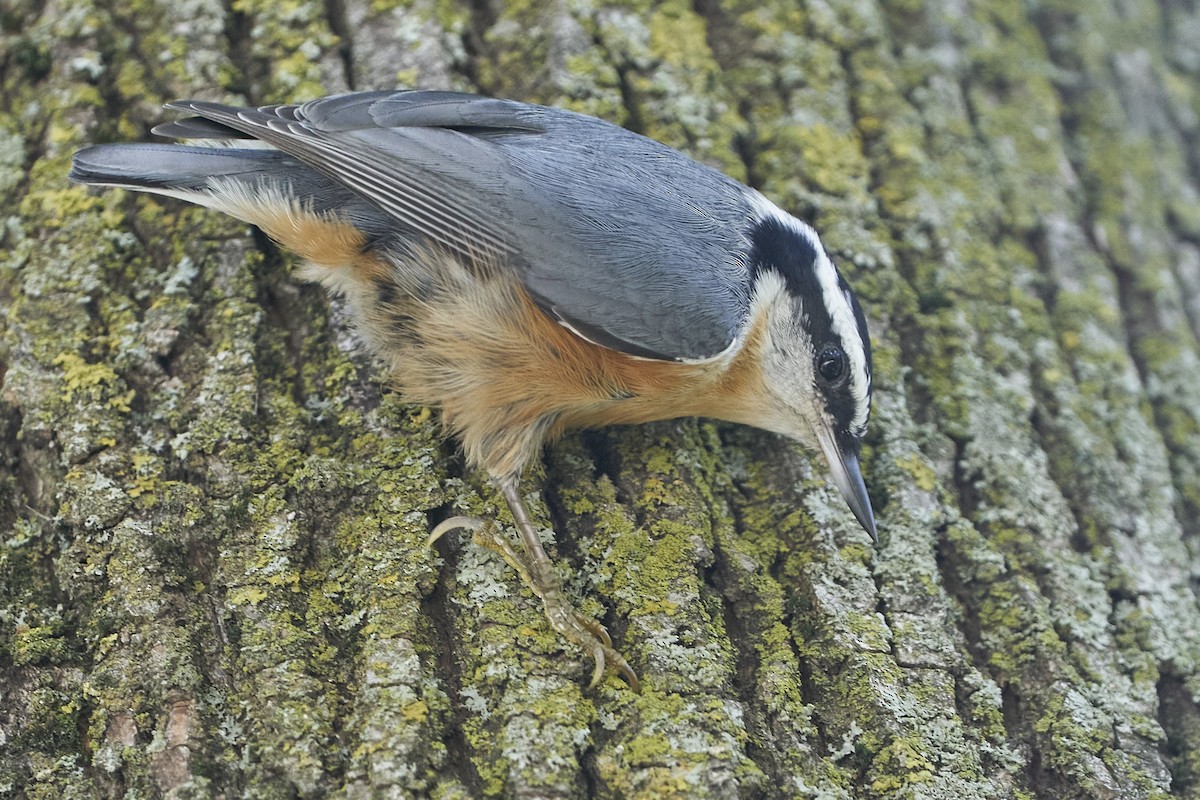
816, 250, 870, 432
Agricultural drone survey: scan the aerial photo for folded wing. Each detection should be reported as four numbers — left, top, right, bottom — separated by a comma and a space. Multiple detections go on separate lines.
90, 91, 759, 361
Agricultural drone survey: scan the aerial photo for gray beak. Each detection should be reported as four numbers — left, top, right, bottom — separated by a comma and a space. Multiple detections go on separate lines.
817, 430, 878, 543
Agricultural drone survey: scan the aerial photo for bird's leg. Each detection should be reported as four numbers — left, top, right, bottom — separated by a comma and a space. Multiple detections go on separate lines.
429, 482, 639, 691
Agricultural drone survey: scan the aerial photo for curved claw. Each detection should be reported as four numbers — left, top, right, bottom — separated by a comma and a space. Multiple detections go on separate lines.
616, 659, 641, 693
576, 613, 639, 692
587, 643, 606, 690
427, 515, 486, 547
590, 644, 640, 692
579, 616, 613, 649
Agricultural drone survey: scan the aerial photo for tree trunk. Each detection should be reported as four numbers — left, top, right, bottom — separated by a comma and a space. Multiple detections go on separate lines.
3, 0, 1199, 796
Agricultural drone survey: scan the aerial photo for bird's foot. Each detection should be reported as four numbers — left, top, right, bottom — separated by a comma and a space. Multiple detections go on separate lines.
428, 515, 639, 691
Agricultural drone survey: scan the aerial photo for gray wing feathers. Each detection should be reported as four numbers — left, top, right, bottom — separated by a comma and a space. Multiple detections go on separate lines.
164, 100, 516, 264
302, 91, 546, 133
151, 115, 254, 140
495, 121, 754, 359
84, 90, 755, 360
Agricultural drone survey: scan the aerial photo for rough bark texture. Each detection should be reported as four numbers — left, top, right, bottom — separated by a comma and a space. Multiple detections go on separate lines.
2, 0, 1200, 796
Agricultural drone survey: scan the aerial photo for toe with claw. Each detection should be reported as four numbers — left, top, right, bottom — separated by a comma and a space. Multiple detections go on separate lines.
428, 497, 640, 691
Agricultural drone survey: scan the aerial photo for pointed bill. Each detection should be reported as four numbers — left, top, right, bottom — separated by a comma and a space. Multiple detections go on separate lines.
816, 428, 877, 543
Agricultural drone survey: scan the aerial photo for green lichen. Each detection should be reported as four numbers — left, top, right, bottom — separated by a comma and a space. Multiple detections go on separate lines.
52, 352, 134, 413
868, 737, 935, 793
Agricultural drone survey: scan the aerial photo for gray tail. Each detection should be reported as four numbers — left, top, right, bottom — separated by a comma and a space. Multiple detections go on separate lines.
69, 143, 298, 193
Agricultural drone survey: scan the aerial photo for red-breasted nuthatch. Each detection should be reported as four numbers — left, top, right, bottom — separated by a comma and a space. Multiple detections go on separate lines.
70, 90, 875, 690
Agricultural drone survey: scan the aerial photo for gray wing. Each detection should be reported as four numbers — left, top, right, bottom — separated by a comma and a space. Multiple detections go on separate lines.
160, 91, 756, 361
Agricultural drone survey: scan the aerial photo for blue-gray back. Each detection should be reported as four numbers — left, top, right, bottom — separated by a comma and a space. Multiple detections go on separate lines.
158, 92, 762, 360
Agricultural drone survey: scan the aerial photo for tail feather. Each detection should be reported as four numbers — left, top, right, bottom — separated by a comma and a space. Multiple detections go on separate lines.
69, 142, 398, 256
69, 143, 295, 193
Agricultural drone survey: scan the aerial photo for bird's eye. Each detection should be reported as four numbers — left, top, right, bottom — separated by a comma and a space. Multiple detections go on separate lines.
817, 346, 846, 383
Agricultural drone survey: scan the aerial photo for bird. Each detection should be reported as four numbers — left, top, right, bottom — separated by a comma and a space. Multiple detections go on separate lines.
69, 89, 876, 691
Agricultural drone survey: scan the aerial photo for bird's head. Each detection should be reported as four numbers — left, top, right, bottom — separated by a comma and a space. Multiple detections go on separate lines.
739, 198, 876, 540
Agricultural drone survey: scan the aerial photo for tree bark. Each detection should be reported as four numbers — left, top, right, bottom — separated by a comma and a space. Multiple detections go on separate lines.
3, 0, 1200, 796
